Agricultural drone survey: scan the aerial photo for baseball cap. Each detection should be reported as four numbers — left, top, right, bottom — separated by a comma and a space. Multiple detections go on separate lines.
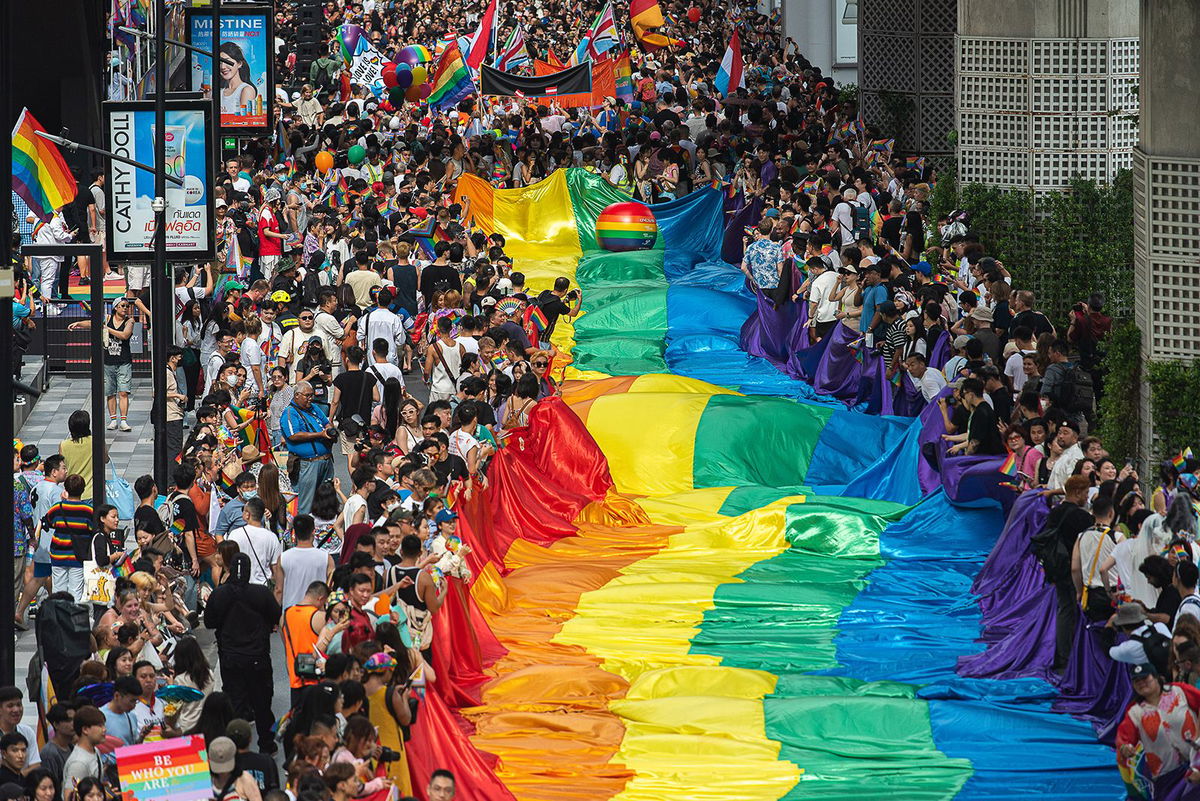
480, 296, 498, 308
1131, 662, 1158, 680
225, 719, 252, 749
208, 737, 237, 773
434, 509, 458, 524
215, 198, 227, 209
763, 208, 780, 219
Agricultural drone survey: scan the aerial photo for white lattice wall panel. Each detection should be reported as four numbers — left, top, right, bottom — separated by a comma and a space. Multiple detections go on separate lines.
1031, 114, 1110, 151
1031, 39, 1108, 75
1031, 151, 1114, 186
918, 93, 956, 152
861, 33, 919, 92
1135, 151, 1200, 362
959, 74, 1029, 113
861, 0, 916, 32
958, 111, 1029, 150
960, 148, 1031, 188
957, 34, 1140, 190
959, 37, 1029, 74
1031, 76, 1110, 114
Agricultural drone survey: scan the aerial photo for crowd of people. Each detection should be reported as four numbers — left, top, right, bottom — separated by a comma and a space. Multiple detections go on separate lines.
4, 0, 1189, 797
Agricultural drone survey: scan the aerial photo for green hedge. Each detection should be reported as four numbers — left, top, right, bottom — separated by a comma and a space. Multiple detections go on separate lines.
1148, 360, 1200, 463
1095, 322, 1141, 463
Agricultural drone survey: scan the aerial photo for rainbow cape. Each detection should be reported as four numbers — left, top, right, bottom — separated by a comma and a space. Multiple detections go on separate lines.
398, 170, 1123, 800
12, 109, 77, 222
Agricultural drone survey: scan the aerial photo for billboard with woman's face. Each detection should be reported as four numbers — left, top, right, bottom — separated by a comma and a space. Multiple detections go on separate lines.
186, 6, 274, 132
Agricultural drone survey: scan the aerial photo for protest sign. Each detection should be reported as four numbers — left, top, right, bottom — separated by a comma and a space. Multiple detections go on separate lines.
115, 735, 211, 801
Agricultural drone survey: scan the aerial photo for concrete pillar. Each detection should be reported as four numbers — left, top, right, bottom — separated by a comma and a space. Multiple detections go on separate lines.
1133, 0, 1200, 460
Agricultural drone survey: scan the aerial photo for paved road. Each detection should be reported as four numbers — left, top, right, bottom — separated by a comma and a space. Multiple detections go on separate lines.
13, 367, 431, 733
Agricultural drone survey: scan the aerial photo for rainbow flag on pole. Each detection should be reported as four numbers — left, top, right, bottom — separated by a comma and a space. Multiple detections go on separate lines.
12, 109, 77, 223
1172, 447, 1193, 470
427, 40, 475, 110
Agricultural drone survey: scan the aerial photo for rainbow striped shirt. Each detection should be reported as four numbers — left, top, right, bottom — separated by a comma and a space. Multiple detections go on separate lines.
43, 499, 93, 566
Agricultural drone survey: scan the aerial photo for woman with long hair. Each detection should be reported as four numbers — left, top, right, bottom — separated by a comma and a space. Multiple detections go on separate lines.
295, 337, 334, 412
185, 690, 236, 745
310, 481, 345, 555
24, 768, 59, 801
179, 299, 205, 407
257, 463, 289, 540
360, 652, 414, 796
218, 41, 258, 116
172, 635, 215, 732
105, 645, 135, 681
377, 391, 422, 456
284, 681, 342, 762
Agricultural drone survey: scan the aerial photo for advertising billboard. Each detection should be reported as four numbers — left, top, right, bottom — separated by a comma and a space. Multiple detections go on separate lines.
187, 6, 274, 131
105, 99, 214, 261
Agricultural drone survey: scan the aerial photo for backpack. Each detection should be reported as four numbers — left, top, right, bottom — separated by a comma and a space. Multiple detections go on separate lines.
851, 201, 873, 243
1054, 363, 1095, 414
1132, 627, 1172, 676
1029, 521, 1072, 583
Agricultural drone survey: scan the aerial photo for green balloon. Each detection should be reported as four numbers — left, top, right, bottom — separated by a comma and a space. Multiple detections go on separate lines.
348, 145, 366, 165
388, 86, 406, 106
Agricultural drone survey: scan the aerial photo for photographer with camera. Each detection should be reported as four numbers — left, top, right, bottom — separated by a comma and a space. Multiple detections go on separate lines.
329, 347, 381, 475
280, 380, 338, 516
531, 277, 582, 350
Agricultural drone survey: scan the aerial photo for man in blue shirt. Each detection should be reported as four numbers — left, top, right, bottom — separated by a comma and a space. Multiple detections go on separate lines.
101, 678, 142, 745
279, 380, 337, 515
859, 262, 889, 343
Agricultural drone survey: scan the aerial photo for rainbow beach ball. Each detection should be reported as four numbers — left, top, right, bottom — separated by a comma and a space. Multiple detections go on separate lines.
596, 201, 658, 252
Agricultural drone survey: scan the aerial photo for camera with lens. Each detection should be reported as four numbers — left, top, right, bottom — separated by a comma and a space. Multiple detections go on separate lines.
567, 289, 581, 301
377, 747, 402, 763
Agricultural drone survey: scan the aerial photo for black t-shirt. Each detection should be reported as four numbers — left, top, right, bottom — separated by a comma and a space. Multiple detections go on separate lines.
879, 215, 904, 252
465, 399, 496, 428
1010, 309, 1054, 340
133, 505, 165, 537
166, 494, 199, 572
420, 264, 462, 305
333, 370, 376, 422
433, 454, 468, 486
989, 391, 1013, 425
235, 751, 280, 793
534, 290, 571, 338
1044, 501, 1094, 555
966, 400, 1005, 455
950, 402, 970, 434
1155, 585, 1183, 623
366, 480, 393, 520
653, 109, 681, 128
103, 313, 133, 366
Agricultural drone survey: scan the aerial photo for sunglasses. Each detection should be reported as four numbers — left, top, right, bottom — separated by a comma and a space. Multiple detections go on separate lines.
299, 315, 314, 320
532, 361, 548, 367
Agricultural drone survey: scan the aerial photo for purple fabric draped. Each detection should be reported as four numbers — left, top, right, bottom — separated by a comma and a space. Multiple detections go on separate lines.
892, 372, 928, 418
1053, 618, 1132, 744
721, 196, 762, 264
928, 330, 951, 371
812, 322, 866, 399
940, 453, 1014, 507
916, 388, 952, 494
958, 493, 1057, 679
857, 351, 895, 415
739, 285, 801, 367
1156, 766, 1200, 801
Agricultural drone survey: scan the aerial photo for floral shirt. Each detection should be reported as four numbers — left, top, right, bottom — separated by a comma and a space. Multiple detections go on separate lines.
12, 472, 33, 557
744, 238, 783, 290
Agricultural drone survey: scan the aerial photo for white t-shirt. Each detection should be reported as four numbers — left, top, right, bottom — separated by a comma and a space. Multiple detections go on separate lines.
809, 271, 840, 323
831, 201, 856, 246
280, 546, 332, 609
240, 335, 265, 394
366, 361, 404, 386
448, 428, 480, 463
1004, 348, 1036, 395
913, 367, 948, 401
314, 312, 345, 365
456, 336, 480, 355
342, 494, 368, 531
228, 524, 282, 586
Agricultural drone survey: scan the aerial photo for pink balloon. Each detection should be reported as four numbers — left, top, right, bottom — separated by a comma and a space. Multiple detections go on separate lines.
418, 83, 432, 100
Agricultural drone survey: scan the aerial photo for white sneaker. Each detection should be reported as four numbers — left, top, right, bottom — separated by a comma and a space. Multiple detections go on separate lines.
107, 419, 118, 430
104, 272, 122, 282
118, 420, 132, 432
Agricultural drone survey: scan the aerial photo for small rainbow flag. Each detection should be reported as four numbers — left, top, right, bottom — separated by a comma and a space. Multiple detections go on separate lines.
427, 39, 476, 111
905, 156, 926, 173
999, 450, 1019, 477
525, 303, 549, 334
1172, 447, 1193, 470
12, 109, 77, 223
111, 554, 134, 579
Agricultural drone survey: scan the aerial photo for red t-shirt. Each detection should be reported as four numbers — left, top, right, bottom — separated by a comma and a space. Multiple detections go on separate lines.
257, 207, 282, 257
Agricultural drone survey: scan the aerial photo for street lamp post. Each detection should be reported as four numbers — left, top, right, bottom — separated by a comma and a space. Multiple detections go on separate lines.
152, 0, 170, 489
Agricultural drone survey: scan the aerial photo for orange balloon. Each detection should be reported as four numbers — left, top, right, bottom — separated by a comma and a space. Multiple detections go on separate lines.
314, 150, 334, 172
405, 84, 422, 102
410, 65, 428, 85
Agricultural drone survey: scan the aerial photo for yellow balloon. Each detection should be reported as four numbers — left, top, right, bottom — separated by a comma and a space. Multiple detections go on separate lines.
315, 150, 334, 173
410, 66, 427, 85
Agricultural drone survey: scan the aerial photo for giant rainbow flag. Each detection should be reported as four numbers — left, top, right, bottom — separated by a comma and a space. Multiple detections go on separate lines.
401, 169, 1123, 800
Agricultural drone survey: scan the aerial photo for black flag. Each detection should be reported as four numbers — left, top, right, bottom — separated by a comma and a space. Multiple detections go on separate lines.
479, 63, 593, 98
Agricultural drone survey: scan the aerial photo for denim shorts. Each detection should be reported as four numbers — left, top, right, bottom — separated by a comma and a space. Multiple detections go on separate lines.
104, 361, 133, 395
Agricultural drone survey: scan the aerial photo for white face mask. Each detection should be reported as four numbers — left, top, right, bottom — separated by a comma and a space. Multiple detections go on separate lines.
226, 375, 240, 387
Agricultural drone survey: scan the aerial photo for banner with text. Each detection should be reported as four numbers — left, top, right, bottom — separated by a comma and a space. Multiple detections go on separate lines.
105, 99, 215, 261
